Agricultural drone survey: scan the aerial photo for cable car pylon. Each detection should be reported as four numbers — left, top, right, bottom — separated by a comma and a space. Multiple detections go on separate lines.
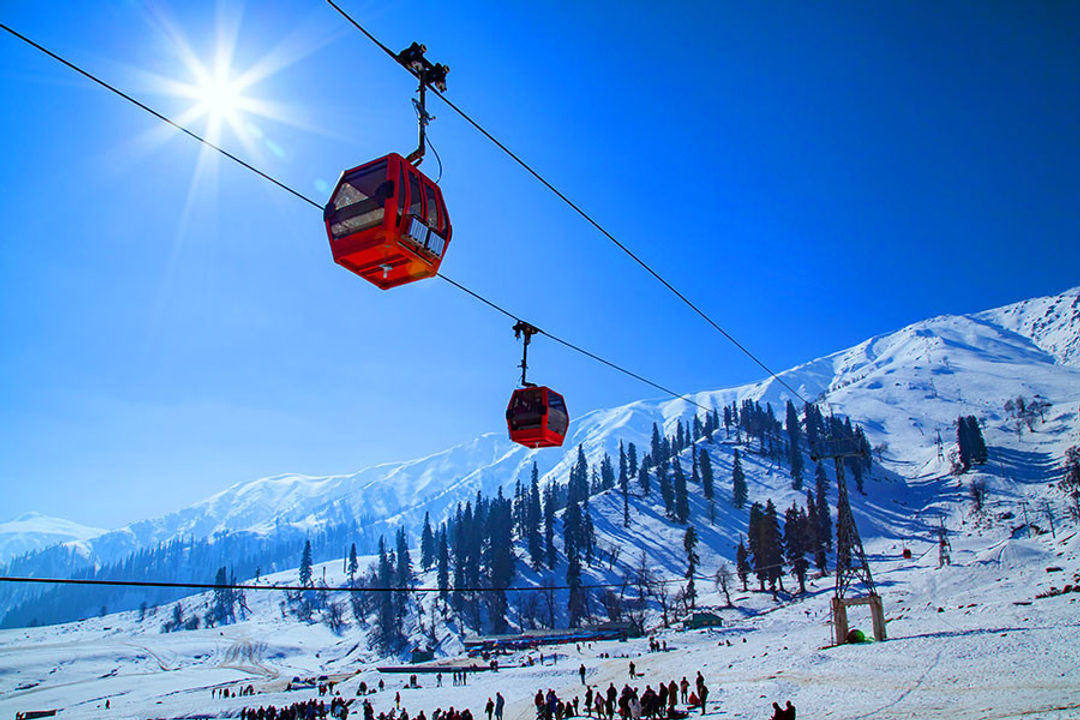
810, 436, 887, 645
506, 321, 569, 449
322, 42, 451, 289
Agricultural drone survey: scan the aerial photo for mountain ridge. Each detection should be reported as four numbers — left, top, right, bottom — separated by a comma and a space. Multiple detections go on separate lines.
5, 286, 1078, 569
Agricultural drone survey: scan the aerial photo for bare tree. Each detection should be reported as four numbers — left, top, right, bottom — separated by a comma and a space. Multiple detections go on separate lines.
873, 442, 889, 463
603, 542, 623, 572
541, 582, 558, 629
600, 588, 624, 622
323, 599, 347, 635
673, 587, 688, 619
714, 562, 734, 607
1041, 498, 1057, 538
969, 479, 988, 514
650, 577, 672, 628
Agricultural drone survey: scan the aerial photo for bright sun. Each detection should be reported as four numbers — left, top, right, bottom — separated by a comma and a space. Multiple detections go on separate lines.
195, 69, 244, 123
137, 6, 301, 154
175, 58, 259, 146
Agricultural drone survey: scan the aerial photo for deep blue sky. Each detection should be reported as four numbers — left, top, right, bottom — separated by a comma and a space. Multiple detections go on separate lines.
2, 1, 1077, 528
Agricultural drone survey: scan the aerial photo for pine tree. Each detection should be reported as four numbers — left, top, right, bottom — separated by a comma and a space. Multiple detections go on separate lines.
394, 527, 412, 619
762, 500, 785, 596
527, 464, 544, 568
748, 502, 765, 591
958, 415, 988, 469
563, 499, 583, 564
420, 513, 435, 570
543, 485, 557, 569
732, 449, 748, 508
348, 543, 359, 581
436, 528, 450, 599
651, 423, 663, 464
627, 442, 638, 476
683, 526, 699, 609
736, 537, 750, 591
487, 487, 514, 634
212, 566, 233, 626
619, 442, 631, 527
299, 540, 313, 587
804, 402, 823, 451
784, 503, 810, 593
601, 452, 616, 491
673, 456, 690, 523
658, 457, 674, 517
566, 553, 586, 627
375, 536, 398, 651
700, 449, 715, 499
700, 449, 715, 523
805, 490, 826, 575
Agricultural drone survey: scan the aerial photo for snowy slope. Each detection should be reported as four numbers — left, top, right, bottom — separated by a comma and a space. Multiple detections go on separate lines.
2, 502, 1079, 720
0, 512, 105, 565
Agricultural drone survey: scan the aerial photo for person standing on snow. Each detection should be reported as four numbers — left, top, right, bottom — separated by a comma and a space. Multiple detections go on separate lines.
495, 693, 505, 720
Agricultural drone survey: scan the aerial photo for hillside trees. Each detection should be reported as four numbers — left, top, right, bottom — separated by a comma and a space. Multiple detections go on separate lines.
420, 513, 435, 570
299, 540, 313, 587
736, 537, 750, 591
527, 465, 544, 568
683, 526, 699, 609
348, 543, 359, 581
700, 449, 715, 522
374, 536, 399, 651
658, 457, 675, 516
732, 449, 748, 508
956, 415, 989, 471
673, 456, 690, 523
784, 504, 810, 593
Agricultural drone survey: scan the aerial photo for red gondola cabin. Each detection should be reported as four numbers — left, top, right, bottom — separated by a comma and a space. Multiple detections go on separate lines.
324, 153, 451, 289
506, 386, 569, 448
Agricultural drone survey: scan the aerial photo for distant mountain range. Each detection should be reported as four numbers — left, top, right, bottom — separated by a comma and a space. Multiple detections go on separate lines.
0, 513, 104, 565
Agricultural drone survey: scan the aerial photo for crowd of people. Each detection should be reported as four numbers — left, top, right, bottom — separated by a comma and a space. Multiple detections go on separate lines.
240, 697, 350, 720
213, 684, 256, 698
533, 669, 711, 720
356, 696, 481, 720
228, 643, 796, 720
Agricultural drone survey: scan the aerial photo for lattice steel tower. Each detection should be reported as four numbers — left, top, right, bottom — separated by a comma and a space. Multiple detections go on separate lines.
812, 437, 887, 644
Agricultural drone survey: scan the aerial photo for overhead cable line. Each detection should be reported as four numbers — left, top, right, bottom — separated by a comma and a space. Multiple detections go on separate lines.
0, 22, 709, 413
324, 1, 810, 406
0, 573, 716, 594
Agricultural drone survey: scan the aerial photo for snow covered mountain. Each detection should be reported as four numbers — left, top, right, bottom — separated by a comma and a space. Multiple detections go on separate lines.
0, 512, 105, 565
9, 287, 1080, 571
